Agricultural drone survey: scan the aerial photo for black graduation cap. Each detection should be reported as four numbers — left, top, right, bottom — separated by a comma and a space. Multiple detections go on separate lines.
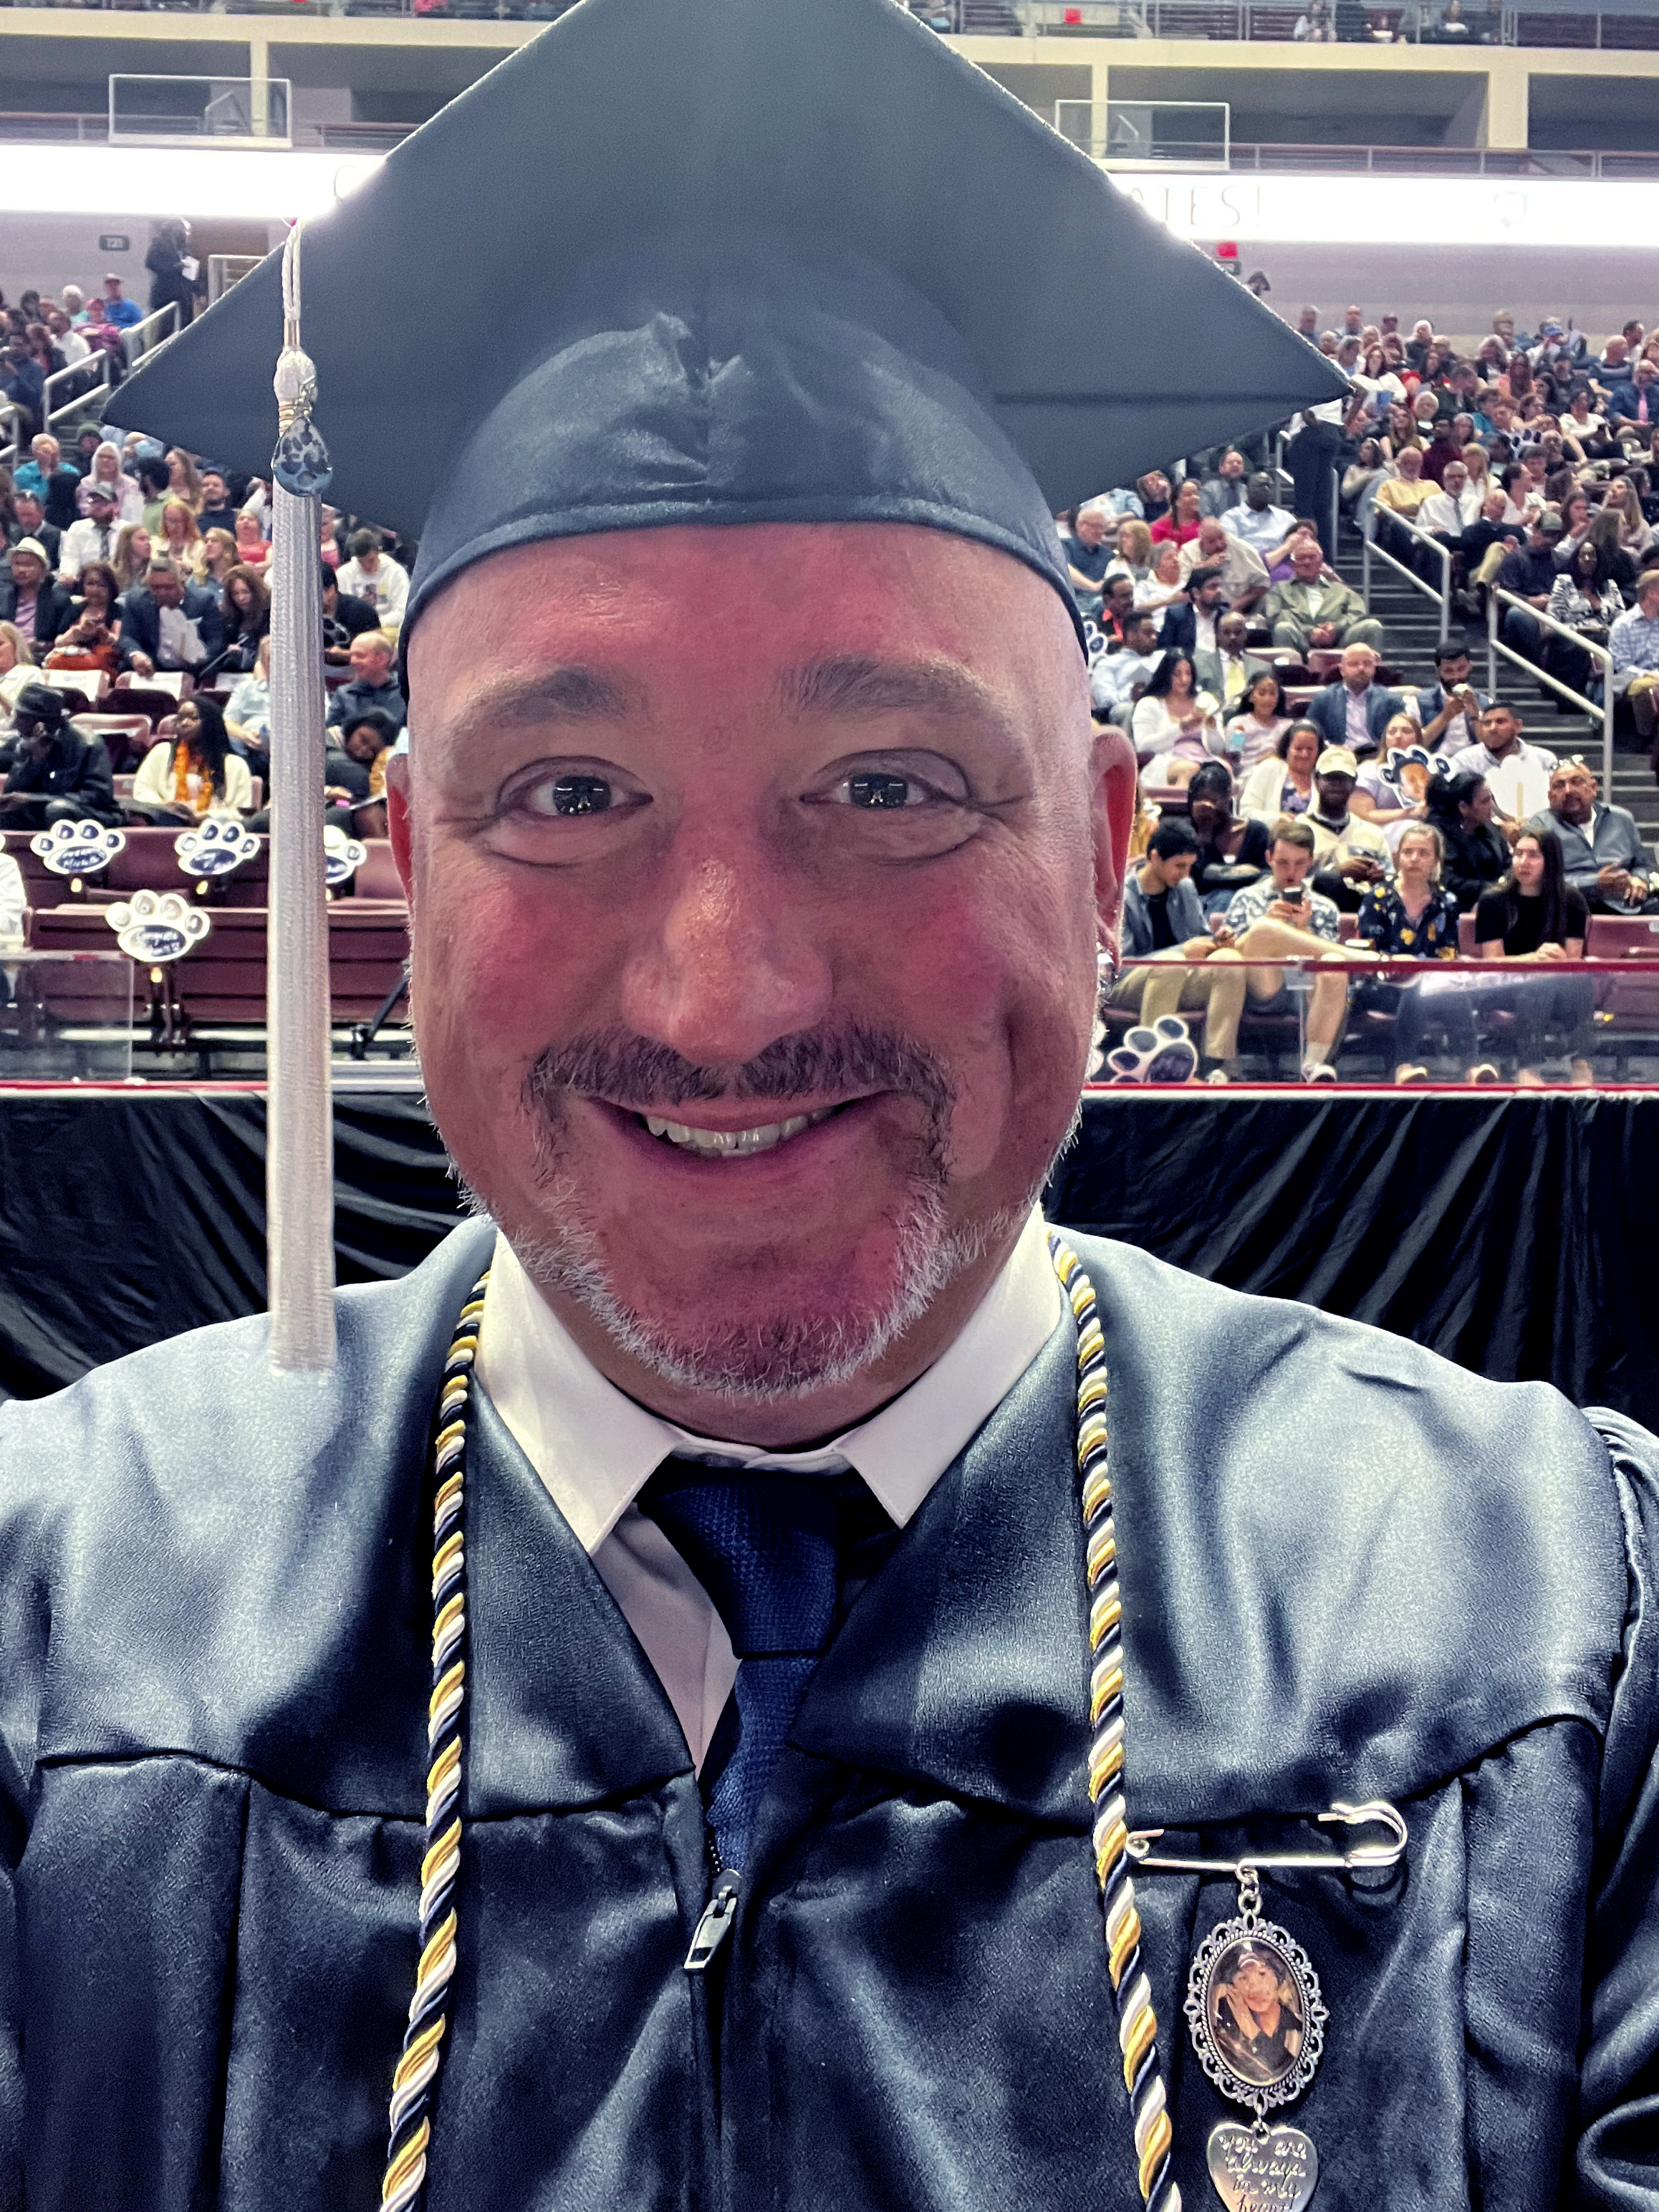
110, 0, 1342, 645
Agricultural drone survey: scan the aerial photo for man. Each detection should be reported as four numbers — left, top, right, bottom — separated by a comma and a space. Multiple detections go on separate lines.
1158, 562, 1226, 659
1296, 302, 1319, 341
1108, 816, 1245, 1077
1304, 744, 1390, 908
1526, 758, 1659, 914
1096, 570, 1138, 645
1302, 641, 1403, 756
1607, 358, 1659, 441
100, 272, 141, 331
1597, 332, 1633, 385
1418, 457, 1481, 544
1418, 411, 1466, 487
1179, 514, 1268, 613
1221, 816, 1358, 1077
0, 538, 74, 653
1062, 501, 1113, 610
1088, 609, 1161, 723
322, 562, 382, 665
196, 467, 240, 539
1197, 446, 1248, 517
326, 627, 408, 734
24, 0, 1648, 2201
1461, 486, 1526, 590
0, 336, 44, 442
1195, 610, 1268, 711
1451, 699, 1557, 827
1342, 302, 1363, 338
57, 484, 123, 580
44, 307, 87, 369
1415, 640, 1490, 754
118, 554, 226, 678
1289, 380, 1356, 560
336, 526, 411, 631
1609, 567, 1659, 738
5, 490, 61, 575
0, 683, 120, 828
1264, 537, 1384, 657
1218, 470, 1296, 560
1494, 512, 1564, 662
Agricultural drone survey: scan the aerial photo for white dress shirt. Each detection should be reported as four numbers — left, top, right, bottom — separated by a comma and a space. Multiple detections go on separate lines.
475, 1208, 1064, 1767
58, 515, 121, 578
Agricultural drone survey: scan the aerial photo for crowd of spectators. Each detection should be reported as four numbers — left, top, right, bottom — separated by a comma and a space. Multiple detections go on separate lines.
1077, 296, 1659, 1083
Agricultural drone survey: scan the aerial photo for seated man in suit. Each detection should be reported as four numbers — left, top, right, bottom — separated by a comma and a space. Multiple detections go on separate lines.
1302, 643, 1405, 758
1526, 757, 1659, 914
117, 554, 226, 681
1606, 358, 1659, 443
1263, 536, 1384, 657
1196, 610, 1270, 714
1158, 562, 1226, 660
4, 491, 62, 576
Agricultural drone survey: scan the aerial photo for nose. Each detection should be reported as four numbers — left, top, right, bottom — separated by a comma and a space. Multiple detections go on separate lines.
620, 845, 833, 1077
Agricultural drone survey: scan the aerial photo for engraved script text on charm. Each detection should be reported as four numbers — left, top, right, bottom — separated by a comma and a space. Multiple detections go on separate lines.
1206, 2122, 1319, 2212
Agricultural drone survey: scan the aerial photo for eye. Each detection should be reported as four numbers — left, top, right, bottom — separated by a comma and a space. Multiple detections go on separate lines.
845, 771, 926, 810
545, 773, 612, 817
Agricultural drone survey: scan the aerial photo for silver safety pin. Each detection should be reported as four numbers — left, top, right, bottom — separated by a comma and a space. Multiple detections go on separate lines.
1125, 1797, 1409, 1877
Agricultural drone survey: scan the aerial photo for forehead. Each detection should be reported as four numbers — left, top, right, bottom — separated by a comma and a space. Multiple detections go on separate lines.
408, 521, 1081, 761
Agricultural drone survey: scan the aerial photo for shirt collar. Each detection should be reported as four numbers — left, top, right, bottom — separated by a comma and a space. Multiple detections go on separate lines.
475, 1205, 1064, 1553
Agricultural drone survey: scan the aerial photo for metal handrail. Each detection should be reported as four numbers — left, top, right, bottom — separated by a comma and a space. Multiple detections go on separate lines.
1485, 583, 1614, 786
125, 302, 180, 371
0, 400, 19, 473
42, 350, 111, 440
1362, 507, 1452, 644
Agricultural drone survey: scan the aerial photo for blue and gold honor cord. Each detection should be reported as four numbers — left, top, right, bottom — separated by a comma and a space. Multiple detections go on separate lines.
382, 1247, 1177, 2211
1051, 1234, 1180, 2212
380, 1273, 490, 2212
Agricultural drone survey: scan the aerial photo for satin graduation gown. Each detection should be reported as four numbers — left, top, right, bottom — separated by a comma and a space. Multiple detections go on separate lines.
0, 1216, 1655, 2210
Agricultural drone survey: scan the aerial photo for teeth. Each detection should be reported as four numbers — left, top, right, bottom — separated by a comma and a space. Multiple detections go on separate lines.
640, 1106, 838, 1158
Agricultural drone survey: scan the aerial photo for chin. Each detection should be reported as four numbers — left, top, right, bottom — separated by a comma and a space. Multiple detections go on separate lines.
492, 1176, 1014, 1404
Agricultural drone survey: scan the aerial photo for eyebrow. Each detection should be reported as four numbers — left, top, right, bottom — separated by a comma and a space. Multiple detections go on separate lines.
436, 663, 641, 752
776, 655, 1010, 728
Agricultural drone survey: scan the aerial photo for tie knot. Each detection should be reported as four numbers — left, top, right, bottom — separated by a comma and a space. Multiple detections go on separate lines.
638, 1460, 842, 1660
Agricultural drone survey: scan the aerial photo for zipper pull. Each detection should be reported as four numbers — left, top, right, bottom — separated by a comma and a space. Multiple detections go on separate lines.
684, 1872, 741, 1973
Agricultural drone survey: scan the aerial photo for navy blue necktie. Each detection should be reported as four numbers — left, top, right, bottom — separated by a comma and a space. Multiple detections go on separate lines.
639, 1460, 853, 1873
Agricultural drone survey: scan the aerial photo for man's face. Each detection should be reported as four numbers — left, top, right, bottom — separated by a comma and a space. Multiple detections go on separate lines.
1342, 647, 1377, 692
1074, 510, 1107, 548
149, 569, 181, 609
1443, 463, 1468, 497
1123, 617, 1157, 658
1197, 521, 1228, 562
1344, 306, 1362, 333
350, 636, 393, 684
103, 279, 121, 300
30, 438, 54, 471
1218, 615, 1248, 654
1290, 542, 1323, 582
46, 313, 67, 340
1479, 706, 1520, 754
1483, 492, 1506, 521
9, 552, 44, 592
1245, 475, 1271, 511
1195, 576, 1223, 612
1269, 839, 1312, 890
1398, 448, 1422, 478
1106, 577, 1134, 618
1315, 769, 1355, 814
14, 498, 41, 533
1439, 653, 1471, 692
1298, 309, 1318, 336
1549, 765, 1597, 822
395, 522, 1127, 1425
89, 493, 116, 524
201, 474, 226, 507
1151, 848, 1194, 888
1638, 365, 1656, 390
1221, 450, 1244, 479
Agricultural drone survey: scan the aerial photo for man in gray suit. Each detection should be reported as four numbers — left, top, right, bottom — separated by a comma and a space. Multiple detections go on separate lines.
1302, 643, 1405, 757
1526, 758, 1659, 913
1263, 536, 1385, 656
1195, 610, 1271, 713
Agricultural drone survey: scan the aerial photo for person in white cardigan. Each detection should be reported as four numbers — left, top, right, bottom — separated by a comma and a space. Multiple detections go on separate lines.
1130, 650, 1226, 784
129, 694, 254, 822
1239, 719, 1321, 821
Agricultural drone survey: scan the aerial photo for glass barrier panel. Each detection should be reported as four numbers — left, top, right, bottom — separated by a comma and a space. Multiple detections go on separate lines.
1096, 956, 1659, 1087
0, 952, 135, 1083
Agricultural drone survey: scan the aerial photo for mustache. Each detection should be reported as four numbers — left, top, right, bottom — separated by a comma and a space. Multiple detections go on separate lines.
522, 1021, 954, 1118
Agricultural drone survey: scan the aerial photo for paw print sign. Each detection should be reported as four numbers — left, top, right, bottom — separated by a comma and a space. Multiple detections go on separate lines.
105, 889, 211, 964
324, 822, 367, 888
31, 818, 125, 877
176, 819, 261, 880
1102, 1016, 1199, 1086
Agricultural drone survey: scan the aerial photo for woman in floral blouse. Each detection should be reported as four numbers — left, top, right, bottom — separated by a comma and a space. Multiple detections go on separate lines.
1353, 822, 1477, 1082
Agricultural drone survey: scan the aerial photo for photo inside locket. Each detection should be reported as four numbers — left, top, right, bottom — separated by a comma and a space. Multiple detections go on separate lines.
1206, 1936, 1307, 2089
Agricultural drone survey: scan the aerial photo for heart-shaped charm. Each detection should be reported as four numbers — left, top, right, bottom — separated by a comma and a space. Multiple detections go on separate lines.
1206, 2121, 1319, 2212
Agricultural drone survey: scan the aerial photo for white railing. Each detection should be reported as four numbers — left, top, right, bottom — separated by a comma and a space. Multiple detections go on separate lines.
42, 351, 111, 440
1362, 508, 1453, 643
126, 302, 180, 370
0, 400, 19, 472
1485, 584, 1614, 786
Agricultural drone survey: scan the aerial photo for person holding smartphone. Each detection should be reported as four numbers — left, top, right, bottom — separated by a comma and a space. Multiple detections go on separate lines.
1215, 816, 1366, 1079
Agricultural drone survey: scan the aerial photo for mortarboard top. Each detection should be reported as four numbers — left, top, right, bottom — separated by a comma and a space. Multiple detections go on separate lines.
110, 0, 1344, 651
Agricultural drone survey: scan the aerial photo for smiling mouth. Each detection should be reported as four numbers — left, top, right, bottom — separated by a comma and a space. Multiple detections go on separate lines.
634, 1104, 845, 1158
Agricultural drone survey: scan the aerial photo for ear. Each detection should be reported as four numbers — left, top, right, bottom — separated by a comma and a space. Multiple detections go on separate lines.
1090, 723, 1138, 973
385, 751, 415, 907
